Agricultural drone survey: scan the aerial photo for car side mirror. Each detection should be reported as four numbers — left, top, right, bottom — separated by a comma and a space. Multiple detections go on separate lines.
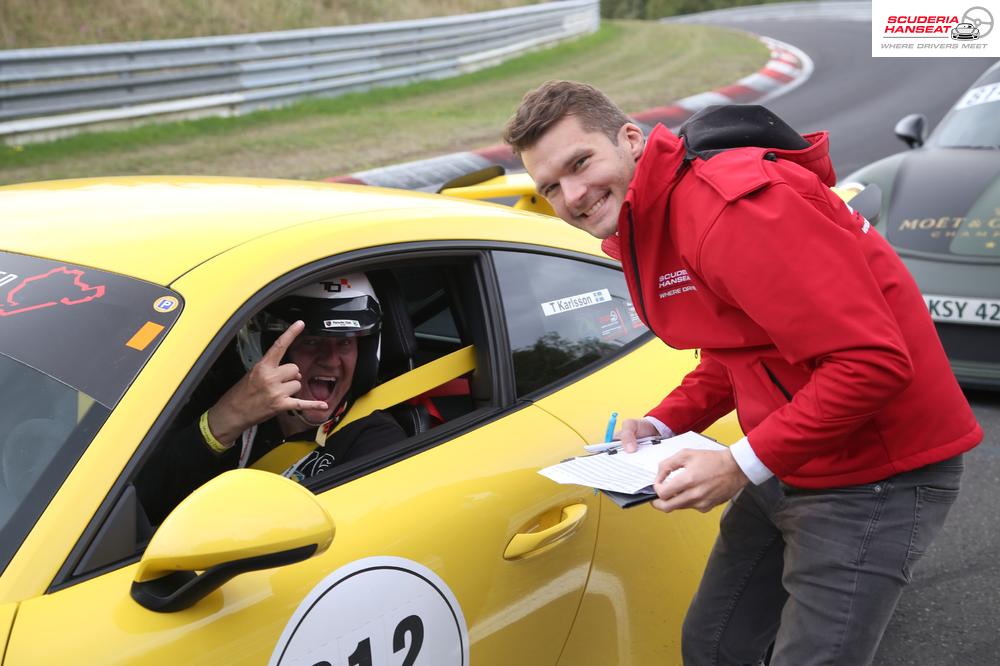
846, 184, 882, 226
832, 183, 883, 226
131, 468, 334, 612
894, 114, 926, 149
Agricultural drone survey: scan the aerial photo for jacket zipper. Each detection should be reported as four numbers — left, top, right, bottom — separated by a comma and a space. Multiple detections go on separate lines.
725, 365, 750, 434
625, 157, 694, 334
761, 361, 793, 402
625, 204, 651, 327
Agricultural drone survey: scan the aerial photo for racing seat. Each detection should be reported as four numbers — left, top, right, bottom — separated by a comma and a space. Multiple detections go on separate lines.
368, 270, 432, 437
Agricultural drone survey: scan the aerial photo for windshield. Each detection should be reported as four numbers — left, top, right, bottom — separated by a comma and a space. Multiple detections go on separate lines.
889, 64, 1000, 260
0, 251, 181, 573
929, 67, 1000, 149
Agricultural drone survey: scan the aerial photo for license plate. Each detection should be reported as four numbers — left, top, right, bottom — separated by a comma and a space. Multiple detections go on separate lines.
923, 294, 1000, 327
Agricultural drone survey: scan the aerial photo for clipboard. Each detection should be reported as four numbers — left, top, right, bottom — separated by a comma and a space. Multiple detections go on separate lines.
538, 431, 727, 508
600, 488, 657, 509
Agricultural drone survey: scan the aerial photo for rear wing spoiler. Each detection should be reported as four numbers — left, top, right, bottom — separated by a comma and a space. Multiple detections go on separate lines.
436, 165, 880, 226
437, 166, 556, 217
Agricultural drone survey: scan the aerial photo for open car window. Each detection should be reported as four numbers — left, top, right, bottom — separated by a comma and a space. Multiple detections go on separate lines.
65, 253, 495, 582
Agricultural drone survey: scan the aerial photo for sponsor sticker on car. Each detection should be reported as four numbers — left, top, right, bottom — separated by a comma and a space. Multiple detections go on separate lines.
923, 294, 1000, 326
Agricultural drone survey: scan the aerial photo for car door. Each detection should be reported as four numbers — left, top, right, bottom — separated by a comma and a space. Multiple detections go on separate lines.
3, 249, 601, 666
487, 248, 743, 665
4, 408, 597, 665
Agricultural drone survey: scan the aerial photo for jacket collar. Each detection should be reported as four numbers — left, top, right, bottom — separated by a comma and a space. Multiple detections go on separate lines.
601, 123, 835, 261
602, 124, 686, 261
628, 124, 689, 217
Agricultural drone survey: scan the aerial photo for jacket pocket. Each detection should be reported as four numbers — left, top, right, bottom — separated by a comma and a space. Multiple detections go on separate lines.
759, 360, 792, 402
728, 357, 808, 432
752, 357, 808, 408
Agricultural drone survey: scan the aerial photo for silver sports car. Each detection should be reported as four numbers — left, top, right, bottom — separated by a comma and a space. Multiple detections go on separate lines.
951, 23, 980, 40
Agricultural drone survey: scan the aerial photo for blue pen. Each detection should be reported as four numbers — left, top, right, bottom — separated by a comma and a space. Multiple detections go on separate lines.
604, 411, 618, 442
584, 435, 660, 454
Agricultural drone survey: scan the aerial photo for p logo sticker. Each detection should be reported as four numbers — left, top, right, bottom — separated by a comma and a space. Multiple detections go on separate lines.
270, 556, 469, 666
153, 296, 179, 313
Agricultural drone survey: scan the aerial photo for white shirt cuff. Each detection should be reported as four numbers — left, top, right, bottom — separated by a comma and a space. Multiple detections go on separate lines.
729, 436, 774, 485
643, 416, 675, 439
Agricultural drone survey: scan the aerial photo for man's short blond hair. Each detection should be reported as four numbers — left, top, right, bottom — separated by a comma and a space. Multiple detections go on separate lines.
503, 80, 632, 155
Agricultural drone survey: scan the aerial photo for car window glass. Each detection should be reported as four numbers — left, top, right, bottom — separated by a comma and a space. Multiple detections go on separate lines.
931, 70, 1000, 149
492, 251, 647, 396
0, 355, 106, 563
0, 252, 183, 408
0, 252, 178, 576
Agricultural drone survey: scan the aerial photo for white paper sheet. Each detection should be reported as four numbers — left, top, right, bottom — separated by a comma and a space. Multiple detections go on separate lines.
539, 431, 727, 494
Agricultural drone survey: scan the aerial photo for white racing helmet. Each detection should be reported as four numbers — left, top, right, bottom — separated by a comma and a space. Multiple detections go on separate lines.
237, 273, 382, 398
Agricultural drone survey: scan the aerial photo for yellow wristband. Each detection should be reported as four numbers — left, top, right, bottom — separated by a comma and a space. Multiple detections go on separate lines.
199, 410, 228, 454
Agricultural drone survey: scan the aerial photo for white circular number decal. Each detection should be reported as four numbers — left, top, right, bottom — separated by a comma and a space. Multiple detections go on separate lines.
270, 556, 469, 666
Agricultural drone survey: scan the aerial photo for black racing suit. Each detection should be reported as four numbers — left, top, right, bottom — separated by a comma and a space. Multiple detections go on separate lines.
137, 404, 405, 524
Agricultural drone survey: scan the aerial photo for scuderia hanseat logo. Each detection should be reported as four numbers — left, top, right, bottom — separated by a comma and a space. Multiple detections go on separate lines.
873, 2, 998, 56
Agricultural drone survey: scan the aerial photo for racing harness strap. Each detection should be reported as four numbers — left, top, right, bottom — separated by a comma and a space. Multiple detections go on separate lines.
250, 345, 476, 475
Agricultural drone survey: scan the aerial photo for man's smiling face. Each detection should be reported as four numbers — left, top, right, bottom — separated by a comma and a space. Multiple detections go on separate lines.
521, 114, 644, 239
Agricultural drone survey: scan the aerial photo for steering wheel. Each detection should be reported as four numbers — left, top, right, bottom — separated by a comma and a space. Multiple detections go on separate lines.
963, 6, 994, 38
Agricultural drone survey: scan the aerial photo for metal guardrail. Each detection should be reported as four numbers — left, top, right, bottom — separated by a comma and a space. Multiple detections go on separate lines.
0, 0, 598, 142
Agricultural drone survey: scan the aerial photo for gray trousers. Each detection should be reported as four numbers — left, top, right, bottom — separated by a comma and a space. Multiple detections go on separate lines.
681, 455, 964, 666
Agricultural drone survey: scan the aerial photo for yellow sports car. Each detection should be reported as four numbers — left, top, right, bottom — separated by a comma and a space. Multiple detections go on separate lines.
0, 176, 742, 665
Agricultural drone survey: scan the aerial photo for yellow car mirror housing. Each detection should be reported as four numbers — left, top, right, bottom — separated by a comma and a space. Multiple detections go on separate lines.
131, 468, 334, 612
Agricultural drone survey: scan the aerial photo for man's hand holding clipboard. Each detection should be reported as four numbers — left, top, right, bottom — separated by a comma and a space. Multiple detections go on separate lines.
538, 431, 733, 509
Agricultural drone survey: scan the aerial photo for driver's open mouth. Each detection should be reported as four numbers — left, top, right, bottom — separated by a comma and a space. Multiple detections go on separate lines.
308, 376, 337, 402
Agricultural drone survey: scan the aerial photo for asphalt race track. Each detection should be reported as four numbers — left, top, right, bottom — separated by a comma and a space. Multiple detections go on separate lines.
707, 17, 995, 176
682, 5, 999, 663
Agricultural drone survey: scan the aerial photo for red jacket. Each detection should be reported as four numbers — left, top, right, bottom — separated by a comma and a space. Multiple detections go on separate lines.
604, 124, 980, 488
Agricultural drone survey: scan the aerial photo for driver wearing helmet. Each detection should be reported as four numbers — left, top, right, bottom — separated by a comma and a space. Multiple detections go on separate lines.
138, 273, 406, 523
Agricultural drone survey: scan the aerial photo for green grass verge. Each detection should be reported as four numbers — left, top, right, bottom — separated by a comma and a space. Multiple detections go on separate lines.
2, 24, 623, 166
2, 0, 532, 49
0, 21, 768, 185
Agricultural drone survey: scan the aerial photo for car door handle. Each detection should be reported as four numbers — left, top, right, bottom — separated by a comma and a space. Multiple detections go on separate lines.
503, 504, 588, 560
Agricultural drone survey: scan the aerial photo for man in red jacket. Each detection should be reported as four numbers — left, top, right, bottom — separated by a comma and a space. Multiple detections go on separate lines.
504, 81, 981, 665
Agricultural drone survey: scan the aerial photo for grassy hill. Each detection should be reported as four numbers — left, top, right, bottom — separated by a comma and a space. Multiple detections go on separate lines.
0, 20, 768, 184
1, 0, 533, 49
